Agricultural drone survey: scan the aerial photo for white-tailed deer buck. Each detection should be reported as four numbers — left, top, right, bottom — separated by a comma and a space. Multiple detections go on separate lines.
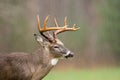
0, 15, 79, 80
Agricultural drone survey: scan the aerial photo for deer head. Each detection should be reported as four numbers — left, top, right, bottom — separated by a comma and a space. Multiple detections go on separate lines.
34, 15, 80, 59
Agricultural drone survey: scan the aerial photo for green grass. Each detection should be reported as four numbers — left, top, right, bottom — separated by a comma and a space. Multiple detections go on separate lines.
43, 67, 120, 80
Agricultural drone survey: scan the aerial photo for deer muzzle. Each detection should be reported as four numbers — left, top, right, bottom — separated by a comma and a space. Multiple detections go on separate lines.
64, 51, 74, 58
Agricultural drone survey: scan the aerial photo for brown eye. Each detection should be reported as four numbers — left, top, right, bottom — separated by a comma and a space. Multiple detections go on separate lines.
53, 45, 59, 48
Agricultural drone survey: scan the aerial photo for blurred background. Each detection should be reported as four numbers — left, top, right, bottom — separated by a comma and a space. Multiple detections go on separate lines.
0, 0, 120, 80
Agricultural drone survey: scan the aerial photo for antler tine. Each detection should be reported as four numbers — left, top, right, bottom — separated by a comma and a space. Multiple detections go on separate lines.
54, 18, 59, 27
72, 24, 80, 30
37, 15, 41, 31
64, 17, 67, 28
44, 15, 49, 29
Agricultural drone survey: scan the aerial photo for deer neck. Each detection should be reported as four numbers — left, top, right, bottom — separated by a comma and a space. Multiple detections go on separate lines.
31, 47, 59, 67
31, 47, 58, 80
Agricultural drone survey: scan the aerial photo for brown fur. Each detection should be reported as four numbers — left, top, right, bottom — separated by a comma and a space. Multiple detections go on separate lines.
0, 47, 53, 80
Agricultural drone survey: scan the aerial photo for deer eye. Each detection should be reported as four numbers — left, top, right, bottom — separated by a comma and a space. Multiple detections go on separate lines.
53, 45, 59, 48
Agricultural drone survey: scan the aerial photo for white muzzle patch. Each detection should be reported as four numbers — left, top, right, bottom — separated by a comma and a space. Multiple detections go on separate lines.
64, 51, 71, 56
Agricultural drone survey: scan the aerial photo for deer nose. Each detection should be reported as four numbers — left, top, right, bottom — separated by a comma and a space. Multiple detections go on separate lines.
65, 51, 74, 58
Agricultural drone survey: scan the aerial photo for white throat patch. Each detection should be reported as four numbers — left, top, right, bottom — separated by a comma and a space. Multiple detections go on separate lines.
51, 58, 59, 66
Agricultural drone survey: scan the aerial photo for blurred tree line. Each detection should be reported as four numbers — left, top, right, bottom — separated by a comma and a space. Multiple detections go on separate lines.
0, 0, 120, 67
99, 0, 120, 64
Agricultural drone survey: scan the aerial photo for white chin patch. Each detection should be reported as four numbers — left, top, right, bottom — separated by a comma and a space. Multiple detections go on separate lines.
51, 58, 59, 66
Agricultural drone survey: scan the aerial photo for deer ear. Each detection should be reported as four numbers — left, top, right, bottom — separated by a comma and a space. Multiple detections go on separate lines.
34, 34, 44, 46
34, 34, 50, 47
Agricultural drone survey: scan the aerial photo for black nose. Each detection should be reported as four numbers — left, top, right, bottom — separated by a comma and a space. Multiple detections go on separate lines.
65, 52, 74, 58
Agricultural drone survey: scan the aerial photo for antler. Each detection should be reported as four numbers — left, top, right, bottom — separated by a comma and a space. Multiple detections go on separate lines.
37, 15, 67, 32
37, 15, 80, 42
53, 17, 80, 39
37, 15, 53, 42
